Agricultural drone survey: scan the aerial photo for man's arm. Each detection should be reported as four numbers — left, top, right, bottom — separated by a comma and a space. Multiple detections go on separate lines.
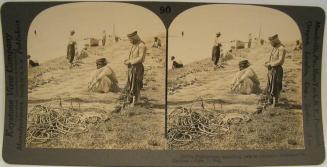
232, 69, 253, 90
231, 73, 238, 86
96, 67, 112, 81
231, 71, 242, 90
265, 48, 273, 67
238, 69, 253, 83
88, 68, 112, 89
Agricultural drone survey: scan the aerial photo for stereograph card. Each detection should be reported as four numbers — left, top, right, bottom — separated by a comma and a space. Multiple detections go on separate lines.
0, 1, 325, 166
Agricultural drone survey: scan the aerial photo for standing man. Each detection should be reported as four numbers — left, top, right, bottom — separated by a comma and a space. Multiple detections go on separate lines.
124, 31, 147, 107
265, 34, 286, 107
212, 32, 222, 67
102, 30, 107, 46
248, 33, 252, 48
67, 30, 77, 66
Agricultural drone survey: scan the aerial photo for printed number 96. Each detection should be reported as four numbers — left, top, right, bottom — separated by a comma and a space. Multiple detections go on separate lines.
160, 6, 171, 14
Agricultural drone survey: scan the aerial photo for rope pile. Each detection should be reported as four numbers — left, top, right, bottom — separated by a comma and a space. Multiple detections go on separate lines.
167, 99, 229, 147
27, 105, 87, 144
167, 98, 251, 147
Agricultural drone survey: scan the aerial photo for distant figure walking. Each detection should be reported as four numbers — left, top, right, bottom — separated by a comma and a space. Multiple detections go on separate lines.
265, 34, 286, 107
181, 31, 184, 38
67, 30, 77, 66
124, 31, 147, 107
171, 56, 183, 69
88, 58, 120, 93
231, 60, 260, 94
102, 30, 107, 46
248, 33, 252, 48
212, 32, 222, 66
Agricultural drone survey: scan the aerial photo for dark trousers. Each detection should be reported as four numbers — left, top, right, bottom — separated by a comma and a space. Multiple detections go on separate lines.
173, 61, 183, 68
212, 46, 220, 65
266, 65, 283, 99
102, 38, 106, 46
126, 63, 144, 101
67, 44, 75, 64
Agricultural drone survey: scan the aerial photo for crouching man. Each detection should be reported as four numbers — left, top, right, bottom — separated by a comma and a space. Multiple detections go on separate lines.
88, 58, 120, 93
231, 60, 261, 94
171, 56, 184, 69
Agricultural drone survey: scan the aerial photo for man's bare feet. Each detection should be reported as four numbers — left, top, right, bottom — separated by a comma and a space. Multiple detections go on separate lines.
130, 96, 136, 108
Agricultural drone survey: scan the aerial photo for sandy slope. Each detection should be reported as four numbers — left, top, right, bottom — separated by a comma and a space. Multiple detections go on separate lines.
167, 43, 304, 150
168, 43, 301, 113
27, 37, 167, 149
168, 47, 268, 113
27, 39, 304, 150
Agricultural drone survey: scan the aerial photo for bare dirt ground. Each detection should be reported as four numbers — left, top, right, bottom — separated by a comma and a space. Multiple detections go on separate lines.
167, 42, 304, 150
27, 36, 166, 149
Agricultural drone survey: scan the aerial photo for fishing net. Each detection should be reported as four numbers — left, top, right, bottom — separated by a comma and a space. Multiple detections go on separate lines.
26, 105, 88, 144
167, 98, 250, 148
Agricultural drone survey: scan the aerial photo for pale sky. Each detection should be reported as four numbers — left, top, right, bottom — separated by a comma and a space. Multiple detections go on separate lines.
169, 4, 302, 65
28, 2, 165, 63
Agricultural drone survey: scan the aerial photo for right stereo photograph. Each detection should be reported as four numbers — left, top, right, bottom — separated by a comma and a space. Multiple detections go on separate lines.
167, 4, 304, 150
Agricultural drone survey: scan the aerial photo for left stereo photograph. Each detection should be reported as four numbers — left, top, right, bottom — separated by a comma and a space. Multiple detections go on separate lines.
26, 2, 167, 149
